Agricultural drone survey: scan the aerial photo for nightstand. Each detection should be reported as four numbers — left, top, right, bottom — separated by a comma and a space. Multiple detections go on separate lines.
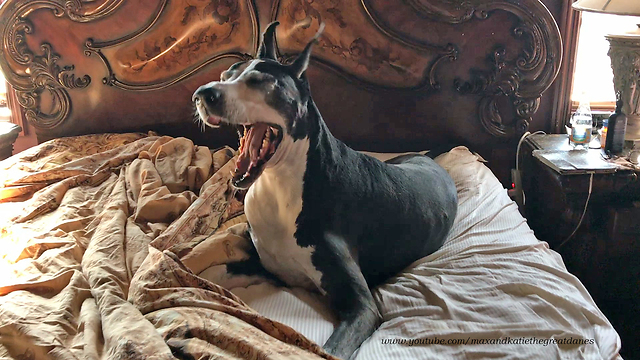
521, 133, 640, 358
521, 134, 639, 252
0, 122, 21, 161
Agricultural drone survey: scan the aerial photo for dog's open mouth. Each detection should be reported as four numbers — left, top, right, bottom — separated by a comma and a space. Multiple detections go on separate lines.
232, 123, 283, 189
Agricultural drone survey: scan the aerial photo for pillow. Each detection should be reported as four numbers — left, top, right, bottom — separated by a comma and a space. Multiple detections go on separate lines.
358, 150, 429, 162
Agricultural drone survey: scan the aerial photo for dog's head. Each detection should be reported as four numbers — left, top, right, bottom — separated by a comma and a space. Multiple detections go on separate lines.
193, 22, 322, 189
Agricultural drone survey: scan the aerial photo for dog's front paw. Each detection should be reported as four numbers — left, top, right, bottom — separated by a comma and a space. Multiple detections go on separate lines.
322, 306, 380, 360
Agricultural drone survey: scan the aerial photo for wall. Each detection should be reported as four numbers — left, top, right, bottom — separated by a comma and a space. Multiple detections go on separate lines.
13, 121, 37, 154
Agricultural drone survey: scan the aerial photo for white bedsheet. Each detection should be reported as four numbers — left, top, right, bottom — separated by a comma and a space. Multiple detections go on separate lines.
224, 147, 622, 360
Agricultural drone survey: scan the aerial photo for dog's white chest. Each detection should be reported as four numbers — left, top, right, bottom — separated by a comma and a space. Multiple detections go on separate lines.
244, 138, 324, 292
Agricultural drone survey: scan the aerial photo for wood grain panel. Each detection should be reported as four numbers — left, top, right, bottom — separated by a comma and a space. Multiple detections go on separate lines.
87, 0, 258, 89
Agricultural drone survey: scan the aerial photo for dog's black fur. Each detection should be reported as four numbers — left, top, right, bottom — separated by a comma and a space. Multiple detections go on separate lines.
193, 22, 458, 359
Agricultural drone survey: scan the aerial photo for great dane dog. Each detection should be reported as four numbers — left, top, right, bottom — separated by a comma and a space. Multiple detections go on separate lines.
192, 22, 458, 359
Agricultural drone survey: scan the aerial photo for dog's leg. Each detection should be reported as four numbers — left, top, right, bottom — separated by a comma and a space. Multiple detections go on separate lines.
315, 233, 381, 359
224, 241, 286, 288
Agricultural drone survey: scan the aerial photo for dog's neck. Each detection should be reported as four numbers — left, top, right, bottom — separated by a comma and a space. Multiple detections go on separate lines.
261, 133, 310, 180
263, 99, 340, 177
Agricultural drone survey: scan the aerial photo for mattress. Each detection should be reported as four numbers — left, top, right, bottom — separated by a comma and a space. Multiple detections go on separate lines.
217, 147, 622, 360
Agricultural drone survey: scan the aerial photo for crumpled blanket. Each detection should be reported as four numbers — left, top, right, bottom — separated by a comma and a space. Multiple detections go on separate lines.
0, 133, 336, 360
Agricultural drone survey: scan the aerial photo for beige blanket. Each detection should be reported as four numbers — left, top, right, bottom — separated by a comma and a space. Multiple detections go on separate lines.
0, 133, 336, 360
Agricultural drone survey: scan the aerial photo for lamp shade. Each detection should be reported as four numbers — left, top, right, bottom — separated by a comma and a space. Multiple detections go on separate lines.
572, 0, 640, 16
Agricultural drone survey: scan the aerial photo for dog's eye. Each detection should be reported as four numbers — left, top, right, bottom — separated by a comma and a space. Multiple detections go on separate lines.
245, 77, 261, 86
246, 77, 267, 86
246, 76, 276, 89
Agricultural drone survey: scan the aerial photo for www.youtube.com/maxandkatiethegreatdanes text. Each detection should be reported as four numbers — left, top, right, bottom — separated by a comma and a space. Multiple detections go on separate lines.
381, 337, 595, 347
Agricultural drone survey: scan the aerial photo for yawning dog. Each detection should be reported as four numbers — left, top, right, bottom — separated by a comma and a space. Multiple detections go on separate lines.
192, 22, 458, 359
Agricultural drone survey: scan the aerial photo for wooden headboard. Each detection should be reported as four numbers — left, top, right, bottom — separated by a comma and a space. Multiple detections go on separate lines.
0, 0, 561, 181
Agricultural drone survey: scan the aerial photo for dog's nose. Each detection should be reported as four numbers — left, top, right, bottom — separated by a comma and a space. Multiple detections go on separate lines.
192, 86, 223, 107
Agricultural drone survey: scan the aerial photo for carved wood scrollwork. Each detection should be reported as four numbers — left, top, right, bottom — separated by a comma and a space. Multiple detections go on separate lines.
405, 0, 484, 24
448, 1, 561, 137
272, 0, 460, 91
0, 0, 122, 129
84, 0, 259, 91
0, 0, 561, 138
272, 0, 560, 137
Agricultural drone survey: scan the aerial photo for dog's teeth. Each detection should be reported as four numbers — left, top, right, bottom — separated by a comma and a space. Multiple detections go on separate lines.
239, 131, 248, 151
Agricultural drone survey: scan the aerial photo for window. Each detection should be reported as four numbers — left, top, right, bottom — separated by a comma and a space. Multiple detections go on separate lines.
571, 12, 640, 111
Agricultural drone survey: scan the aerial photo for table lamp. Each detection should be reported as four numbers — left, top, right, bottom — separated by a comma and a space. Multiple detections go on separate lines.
572, 0, 640, 142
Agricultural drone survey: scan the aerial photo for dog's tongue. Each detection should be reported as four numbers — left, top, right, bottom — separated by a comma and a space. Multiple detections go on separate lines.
235, 123, 270, 175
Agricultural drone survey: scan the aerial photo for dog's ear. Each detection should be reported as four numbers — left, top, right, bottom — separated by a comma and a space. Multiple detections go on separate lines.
289, 23, 325, 79
258, 21, 279, 61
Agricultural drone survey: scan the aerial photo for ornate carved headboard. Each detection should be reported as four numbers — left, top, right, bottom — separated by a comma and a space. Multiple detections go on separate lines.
0, 0, 561, 180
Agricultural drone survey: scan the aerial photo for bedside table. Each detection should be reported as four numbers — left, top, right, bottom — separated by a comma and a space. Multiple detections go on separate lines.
0, 122, 21, 160
521, 134, 639, 252
521, 134, 640, 359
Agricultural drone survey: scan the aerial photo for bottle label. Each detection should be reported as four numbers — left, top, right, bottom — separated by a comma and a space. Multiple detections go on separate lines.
571, 127, 591, 144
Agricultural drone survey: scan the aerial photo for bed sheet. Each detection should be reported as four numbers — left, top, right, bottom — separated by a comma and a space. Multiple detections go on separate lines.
219, 147, 622, 360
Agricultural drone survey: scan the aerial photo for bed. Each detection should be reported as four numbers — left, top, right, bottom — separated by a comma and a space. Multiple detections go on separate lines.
0, 0, 623, 359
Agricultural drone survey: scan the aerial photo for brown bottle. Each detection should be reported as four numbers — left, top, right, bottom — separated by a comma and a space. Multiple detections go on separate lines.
604, 95, 627, 155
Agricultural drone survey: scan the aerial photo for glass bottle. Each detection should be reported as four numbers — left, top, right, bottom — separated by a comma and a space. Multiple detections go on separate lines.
604, 95, 627, 156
